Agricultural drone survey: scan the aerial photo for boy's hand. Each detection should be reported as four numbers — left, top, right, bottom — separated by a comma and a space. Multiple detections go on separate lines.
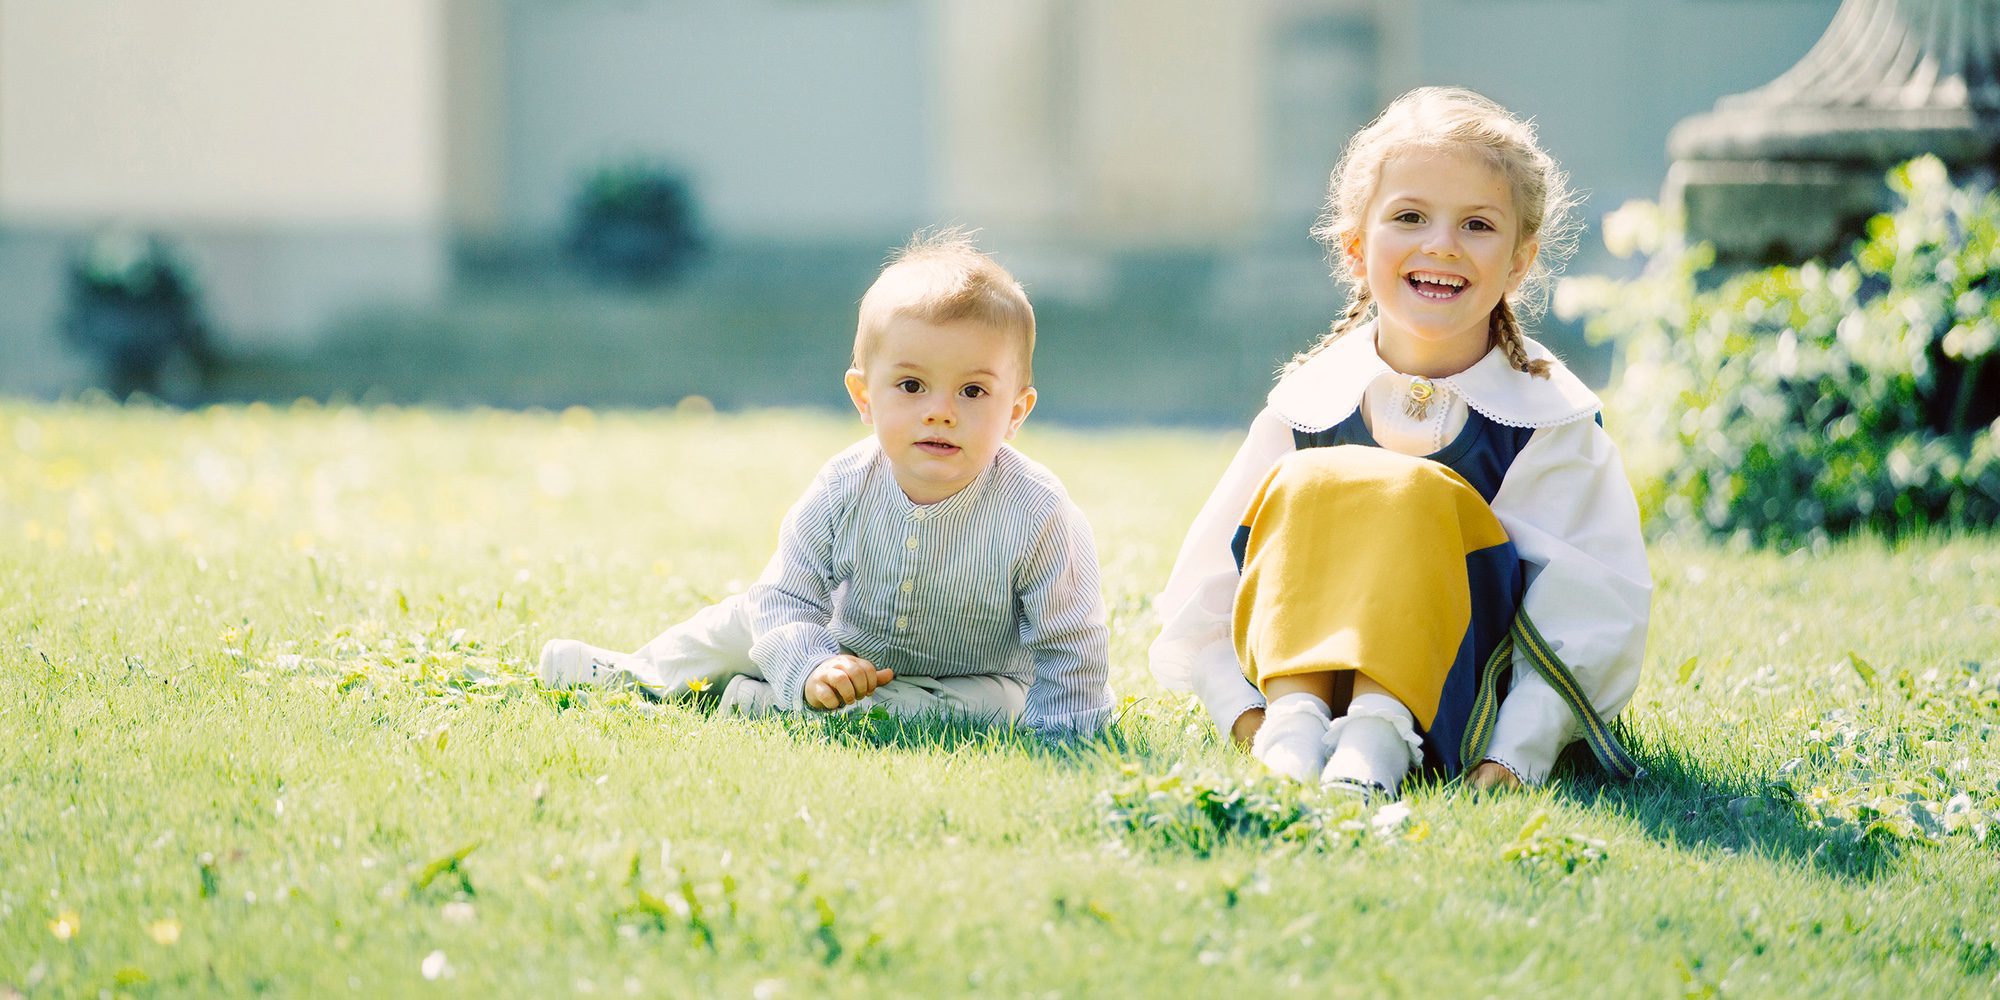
805, 654, 894, 711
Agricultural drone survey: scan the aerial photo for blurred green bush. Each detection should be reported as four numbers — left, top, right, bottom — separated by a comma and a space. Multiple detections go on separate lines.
1561, 156, 2000, 546
568, 160, 705, 285
62, 231, 215, 400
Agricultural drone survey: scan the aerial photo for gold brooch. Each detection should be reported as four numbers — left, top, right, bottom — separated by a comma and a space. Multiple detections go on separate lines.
1403, 376, 1437, 419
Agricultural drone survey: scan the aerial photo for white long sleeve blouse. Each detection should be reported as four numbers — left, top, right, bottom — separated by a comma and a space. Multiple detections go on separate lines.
1148, 327, 1652, 782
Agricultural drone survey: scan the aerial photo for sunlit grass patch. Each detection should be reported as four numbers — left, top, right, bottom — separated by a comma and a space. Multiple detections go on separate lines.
3, 400, 1998, 996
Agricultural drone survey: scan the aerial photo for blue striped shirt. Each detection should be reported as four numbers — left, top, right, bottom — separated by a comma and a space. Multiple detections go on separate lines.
746, 438, 1112, 735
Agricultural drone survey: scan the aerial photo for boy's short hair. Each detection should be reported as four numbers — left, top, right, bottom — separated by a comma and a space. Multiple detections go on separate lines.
854, 229, 1036, 384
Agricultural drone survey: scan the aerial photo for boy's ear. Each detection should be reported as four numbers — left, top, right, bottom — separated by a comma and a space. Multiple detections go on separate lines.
1004, 385, 1038, 440
844, 368, 872, 425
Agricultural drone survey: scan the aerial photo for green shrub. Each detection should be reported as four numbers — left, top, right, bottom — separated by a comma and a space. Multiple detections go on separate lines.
568, 160, 705, 284
1561, 156, 2000, 546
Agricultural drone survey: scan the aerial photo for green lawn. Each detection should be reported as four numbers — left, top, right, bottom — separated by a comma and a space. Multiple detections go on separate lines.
3, 401, 1997, 997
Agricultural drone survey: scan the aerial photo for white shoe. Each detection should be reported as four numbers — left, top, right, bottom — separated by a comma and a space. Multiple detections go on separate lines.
1320, 693, 1424, 797
1250, 694, 1333, 783
537, 639, 639, 689
717, 675, 777, 718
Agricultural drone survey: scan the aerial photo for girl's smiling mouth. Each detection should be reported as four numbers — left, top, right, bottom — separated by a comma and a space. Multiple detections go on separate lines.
1406, 271, 1468, 300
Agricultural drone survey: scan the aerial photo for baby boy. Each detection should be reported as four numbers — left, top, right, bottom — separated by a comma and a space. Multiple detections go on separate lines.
538, 230, 1112, 736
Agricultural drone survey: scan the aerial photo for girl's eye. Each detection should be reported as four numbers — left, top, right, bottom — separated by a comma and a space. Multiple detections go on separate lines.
960, 384, 988, 399
896, 379, 923, 393
1464, 218, 1495, 232
1394, 211, 1423, 224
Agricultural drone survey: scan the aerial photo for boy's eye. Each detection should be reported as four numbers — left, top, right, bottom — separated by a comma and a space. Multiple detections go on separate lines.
895, 378, 923, 393
960, 384, 988, 399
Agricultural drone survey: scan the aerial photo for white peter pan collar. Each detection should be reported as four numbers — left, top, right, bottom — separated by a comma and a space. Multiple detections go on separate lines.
1266, 322, 1601, 433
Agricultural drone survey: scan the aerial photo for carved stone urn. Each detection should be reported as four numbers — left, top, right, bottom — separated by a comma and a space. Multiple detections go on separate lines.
1666, 0, 2000, 266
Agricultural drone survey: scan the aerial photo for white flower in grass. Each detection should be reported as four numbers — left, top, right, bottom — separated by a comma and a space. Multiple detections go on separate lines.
442, 901, 475, 924
1370, 801, 1412, 834
421, 950, 450, 981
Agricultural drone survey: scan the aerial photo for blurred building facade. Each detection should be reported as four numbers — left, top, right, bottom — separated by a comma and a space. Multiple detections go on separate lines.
0, 0, 1842, 406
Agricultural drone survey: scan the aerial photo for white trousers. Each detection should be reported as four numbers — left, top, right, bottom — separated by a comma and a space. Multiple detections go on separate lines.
619, 594, 1029, 724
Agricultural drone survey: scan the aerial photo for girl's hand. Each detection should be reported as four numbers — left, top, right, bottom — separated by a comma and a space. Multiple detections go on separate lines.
1229, 707, 1266, 749
1466, 760, 1523, 791
805, 654, 894, 711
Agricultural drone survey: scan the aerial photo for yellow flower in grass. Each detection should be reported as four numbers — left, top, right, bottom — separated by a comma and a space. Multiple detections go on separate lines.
148, 918, 181, 945
48, 910, 80, 942
686, 678, 712, 694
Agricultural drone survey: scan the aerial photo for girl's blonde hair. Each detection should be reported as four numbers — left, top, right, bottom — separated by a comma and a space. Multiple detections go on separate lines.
1292, 86, 1581, 378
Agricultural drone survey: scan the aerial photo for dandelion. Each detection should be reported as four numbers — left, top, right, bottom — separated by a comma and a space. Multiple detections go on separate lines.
148, 919, 181, 945
686, 677, 711, 694
48, 911, 80, 942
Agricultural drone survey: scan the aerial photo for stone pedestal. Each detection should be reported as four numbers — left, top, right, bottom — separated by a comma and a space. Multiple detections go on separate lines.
1666, 0, 2000, 267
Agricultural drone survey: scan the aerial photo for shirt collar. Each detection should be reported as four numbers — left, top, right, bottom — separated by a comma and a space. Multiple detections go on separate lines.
1265, 321, 1601, 432
872, 442, 1001, 521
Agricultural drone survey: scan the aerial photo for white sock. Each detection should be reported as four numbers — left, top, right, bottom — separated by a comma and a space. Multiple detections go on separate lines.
1250, 693, 1333, 783
1322, 692, 1423, 794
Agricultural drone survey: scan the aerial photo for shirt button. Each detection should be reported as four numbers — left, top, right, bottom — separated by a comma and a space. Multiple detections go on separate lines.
905, 535, 918, 549
900, 580, 913, 593
895, 616, 908, 630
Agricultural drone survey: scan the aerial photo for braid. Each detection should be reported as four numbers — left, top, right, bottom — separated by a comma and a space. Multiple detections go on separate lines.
1491, 298, 1550, 378
1282, 285, 1374, 375
1333, 285, 1374, 336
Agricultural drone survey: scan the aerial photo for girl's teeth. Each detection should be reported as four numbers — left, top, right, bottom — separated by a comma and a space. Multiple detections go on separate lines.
1408, 275, 1463, 299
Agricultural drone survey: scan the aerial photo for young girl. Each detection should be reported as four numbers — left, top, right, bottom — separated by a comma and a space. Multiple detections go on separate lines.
1150, 87, 1651, 796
